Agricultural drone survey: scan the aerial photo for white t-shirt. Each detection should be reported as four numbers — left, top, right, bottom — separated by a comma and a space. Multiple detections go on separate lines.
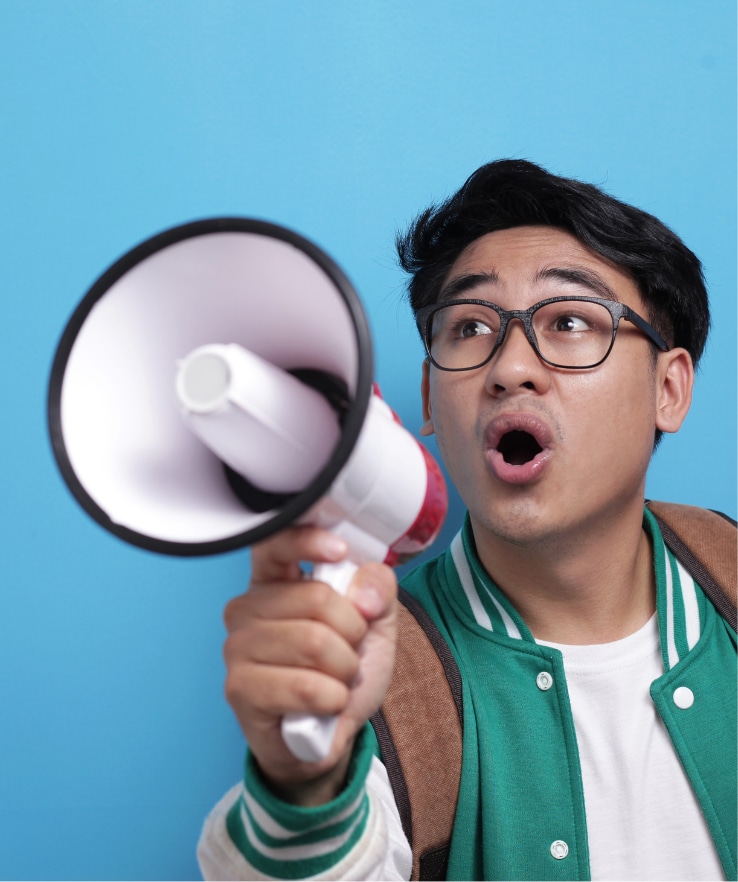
540, 615, 725, 881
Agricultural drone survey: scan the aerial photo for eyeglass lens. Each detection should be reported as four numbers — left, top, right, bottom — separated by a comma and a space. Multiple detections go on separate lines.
427, 300, 616, 369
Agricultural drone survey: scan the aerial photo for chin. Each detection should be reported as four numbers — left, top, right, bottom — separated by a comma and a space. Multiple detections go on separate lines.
473, 483, 647, 554
488, 522, 563, 552
472, 497, 564, 550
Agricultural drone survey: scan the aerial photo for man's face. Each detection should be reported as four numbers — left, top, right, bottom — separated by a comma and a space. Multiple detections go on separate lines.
420, 225, 691, 549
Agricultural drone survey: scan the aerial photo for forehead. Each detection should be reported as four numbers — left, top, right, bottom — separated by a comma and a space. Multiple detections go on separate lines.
444, 226, 643, 307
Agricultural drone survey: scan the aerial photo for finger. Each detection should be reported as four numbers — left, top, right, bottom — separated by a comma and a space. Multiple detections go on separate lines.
251, 526, 348, 583
224, 579, 369, 646
224, 618, 361, 686
225, 661, 350, 720
347, 562, 398, 621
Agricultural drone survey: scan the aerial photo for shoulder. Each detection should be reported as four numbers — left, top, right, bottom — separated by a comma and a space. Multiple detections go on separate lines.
646, 501, 736, 632
646, 500, 736, 531
399, 551, 446, 597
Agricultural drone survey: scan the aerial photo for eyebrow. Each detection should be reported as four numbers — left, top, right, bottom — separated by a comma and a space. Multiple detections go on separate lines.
438, 266, 620, 303
534, 267, 619, 301
438, 271, 499, 302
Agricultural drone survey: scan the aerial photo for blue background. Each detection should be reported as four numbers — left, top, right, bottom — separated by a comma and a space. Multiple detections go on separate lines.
1, 2, 735, 879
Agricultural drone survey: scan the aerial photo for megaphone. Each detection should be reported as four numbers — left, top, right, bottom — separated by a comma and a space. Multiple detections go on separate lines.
47, 218, 447, 762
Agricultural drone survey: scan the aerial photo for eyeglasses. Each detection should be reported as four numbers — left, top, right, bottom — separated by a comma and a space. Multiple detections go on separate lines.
416, 295, 670, 372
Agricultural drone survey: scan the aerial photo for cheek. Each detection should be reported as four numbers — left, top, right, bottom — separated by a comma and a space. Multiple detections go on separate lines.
428, 381, 480, 469
567, 373, 657, 473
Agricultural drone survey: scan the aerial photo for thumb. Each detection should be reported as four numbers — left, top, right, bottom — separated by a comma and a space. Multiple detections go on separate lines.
337, 561, 398, 741
347, 562, 398, 622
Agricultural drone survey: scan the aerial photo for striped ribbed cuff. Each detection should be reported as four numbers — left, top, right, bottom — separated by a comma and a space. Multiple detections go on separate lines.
226, 726, 375, 879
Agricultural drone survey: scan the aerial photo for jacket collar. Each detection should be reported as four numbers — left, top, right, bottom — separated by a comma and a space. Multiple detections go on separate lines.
443, 507, 705, 672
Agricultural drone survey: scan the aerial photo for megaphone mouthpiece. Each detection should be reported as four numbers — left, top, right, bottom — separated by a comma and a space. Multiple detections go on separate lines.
177, 343, 342, 495
176, 349, 232, 413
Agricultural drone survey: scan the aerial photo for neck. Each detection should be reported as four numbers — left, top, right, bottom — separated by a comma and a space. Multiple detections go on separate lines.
471, 499, 656, 645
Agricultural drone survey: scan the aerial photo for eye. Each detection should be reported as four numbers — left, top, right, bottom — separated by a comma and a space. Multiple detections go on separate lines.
430, 302, 500, 347
456, 319, 494, 338
550, 313, 593, 333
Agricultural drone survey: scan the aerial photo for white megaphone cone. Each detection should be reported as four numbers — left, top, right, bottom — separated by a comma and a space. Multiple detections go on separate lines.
47, 218, 447, 765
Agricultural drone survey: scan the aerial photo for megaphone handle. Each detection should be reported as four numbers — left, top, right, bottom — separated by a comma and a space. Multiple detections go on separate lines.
280, 558, 359, 763
312, 559, 359, 596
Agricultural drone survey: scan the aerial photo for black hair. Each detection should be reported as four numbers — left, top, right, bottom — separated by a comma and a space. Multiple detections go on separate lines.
397, 159, 710, 368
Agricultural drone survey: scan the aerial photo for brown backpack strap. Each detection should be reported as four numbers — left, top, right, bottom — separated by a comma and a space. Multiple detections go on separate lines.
647, 501, 737, 631
371, 587, 463, 881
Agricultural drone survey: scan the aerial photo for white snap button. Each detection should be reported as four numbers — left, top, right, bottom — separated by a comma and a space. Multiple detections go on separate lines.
551, 840, 569, 860
673, 686, 694, 709
537, 671, 553, 691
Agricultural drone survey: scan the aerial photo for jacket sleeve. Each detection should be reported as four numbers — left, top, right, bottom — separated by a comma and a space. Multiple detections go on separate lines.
197, 726, 412, 880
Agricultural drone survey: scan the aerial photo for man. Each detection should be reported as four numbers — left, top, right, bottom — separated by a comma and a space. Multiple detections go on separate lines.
197, 160, 737, 880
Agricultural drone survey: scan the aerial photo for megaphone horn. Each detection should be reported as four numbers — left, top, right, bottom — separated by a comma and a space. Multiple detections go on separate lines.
48, 218, 374, 555
47, 218, 447, 762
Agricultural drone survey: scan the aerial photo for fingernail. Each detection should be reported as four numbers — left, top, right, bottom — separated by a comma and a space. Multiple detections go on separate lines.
323, 535, 348, 560
356, 581, 383, 617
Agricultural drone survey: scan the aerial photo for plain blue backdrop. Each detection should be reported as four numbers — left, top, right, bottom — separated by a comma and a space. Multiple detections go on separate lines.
1, 2, 735, 879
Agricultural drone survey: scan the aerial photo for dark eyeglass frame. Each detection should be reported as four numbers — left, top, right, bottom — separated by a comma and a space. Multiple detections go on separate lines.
416, 295, 670, 372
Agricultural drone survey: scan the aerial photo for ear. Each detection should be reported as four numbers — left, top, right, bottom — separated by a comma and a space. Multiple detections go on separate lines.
419, 360, 434, 436
655, 348, 694, 434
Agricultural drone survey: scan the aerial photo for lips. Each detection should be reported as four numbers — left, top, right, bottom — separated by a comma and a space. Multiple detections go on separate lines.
484, 412, 554, 484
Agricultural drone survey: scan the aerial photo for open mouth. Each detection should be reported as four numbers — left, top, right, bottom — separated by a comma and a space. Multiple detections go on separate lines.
485, 413, 554, 484
497, 430, 544, 466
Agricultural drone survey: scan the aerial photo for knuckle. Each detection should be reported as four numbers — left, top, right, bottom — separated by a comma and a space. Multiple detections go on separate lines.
300, 621, 328, 663
303, 578, 334, 607
251, 528, 288, 557
224, 666, 278, 716
223, 667, 249, 709
291, 671, 320, 705
249, 545, 278, 575
253, 525, 310, 562
364, 561, 398, 594
222, 630, 245, 665
343, 653, 361, 684
292, 670, 347, 713
223, 595, 249, 631
346, 606, 370, 639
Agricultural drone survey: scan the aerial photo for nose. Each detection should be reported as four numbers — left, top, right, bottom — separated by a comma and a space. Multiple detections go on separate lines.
484, 318, 551, 396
